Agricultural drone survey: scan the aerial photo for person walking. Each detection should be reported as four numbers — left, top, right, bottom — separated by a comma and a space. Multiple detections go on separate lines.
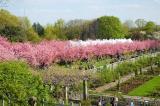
98, 99, 102, 106
110, 97, 115, 106
114, 97, 118, 106
130, 100, 134, 106
101, 97, 106, 106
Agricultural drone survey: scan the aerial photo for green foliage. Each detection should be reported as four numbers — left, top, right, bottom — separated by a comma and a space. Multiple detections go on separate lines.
0, 9, 19, 28
155, 54, 160, 67
1, 25, 28, 42
0, 9, 40, 42
0, 61, 50, 104
0, 9, 27, 42
122, 23, 130, 38
116, 61, 133, 76
19, 17, 40, 42
44, 24, 57, 40
26, 28, 41, 42
0, 9, 159, 41
155, 25, 160, 31
144, 21, 156, 34
44, 19, 66, 40
128, 76, 160, 96
32, 22, 44, 37
130, 19, 157, 40
81, 99, 91, 106
19, 17, 31, 31
149, 86, 160, 98
116, 55, 157, 76
98, 54, 159, 84
136, 56, 150, 67
99, 68, 118, 83
97, 16, 125, 39
54, 19, 66, 39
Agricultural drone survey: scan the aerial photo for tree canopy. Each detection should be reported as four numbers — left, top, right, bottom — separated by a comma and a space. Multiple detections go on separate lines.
96, 16, 125, 39
32, 22, 44, 37
0, 9, 40, 42
44, 19, 66, 40
0, 9, 160, 41
144, 21, 156, 34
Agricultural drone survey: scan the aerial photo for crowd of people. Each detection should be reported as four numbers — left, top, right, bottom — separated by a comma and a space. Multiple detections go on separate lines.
97, 96, 151, 106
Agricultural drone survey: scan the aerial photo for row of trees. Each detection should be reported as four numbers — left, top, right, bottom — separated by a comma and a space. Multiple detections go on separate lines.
37, 16, 127, 40
124, 19, 160, 40
0, 9, 160, 42
35, 16, 160, 41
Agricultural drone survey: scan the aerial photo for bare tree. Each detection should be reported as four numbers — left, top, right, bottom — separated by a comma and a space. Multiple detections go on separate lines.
135, 19, 147, 29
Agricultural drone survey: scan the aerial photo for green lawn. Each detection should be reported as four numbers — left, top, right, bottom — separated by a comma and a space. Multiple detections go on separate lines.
128, 76, 160, 96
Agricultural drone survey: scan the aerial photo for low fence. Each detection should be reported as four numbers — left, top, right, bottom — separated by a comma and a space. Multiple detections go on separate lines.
1, 94, 160, 106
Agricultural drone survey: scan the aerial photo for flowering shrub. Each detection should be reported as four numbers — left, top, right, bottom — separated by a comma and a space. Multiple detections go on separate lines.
0, 36, 159, 67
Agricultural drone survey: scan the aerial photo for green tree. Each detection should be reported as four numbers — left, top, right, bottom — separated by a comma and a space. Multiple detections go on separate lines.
19, 17, 40, 42
44, 19, 66, 40
32, 22, 44, 37
144, 21, 156, 34
26, 28, 41, 42
97, 16, 125, 39
0, 61, 51, 104
0, 9, 27, 42
0, 9, 40, 42
19, 17, 31, 31
155, 25, 160, 31
54, 19, 66, 39
122, 23, 130, 38
44, 24, 57, 40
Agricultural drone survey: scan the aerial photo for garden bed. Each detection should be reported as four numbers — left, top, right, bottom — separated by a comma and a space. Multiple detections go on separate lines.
105, 67, 160, 95
128, 76, 160, 97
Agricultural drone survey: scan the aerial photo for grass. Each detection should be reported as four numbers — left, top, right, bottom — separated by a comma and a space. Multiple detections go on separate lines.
128, 76, 160, 96
105, 75, 153, 94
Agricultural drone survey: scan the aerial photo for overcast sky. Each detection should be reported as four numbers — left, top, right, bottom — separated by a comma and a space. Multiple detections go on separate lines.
2, 0, 160, 25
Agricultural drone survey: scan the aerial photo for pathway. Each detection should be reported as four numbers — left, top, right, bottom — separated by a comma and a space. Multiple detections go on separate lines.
95, 65, 157, 93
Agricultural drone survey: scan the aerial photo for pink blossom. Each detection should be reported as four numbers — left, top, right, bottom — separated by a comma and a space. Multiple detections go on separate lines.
0, 36, 159, 67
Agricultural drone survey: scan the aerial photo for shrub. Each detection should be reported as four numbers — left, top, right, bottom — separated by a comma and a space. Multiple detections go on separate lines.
81, 99, 91, 106
155, 54, 160, 66
115, 61, 133, 76
98, 54, 160, 84
99, 68, 118, 83
0, 61, 51, 104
